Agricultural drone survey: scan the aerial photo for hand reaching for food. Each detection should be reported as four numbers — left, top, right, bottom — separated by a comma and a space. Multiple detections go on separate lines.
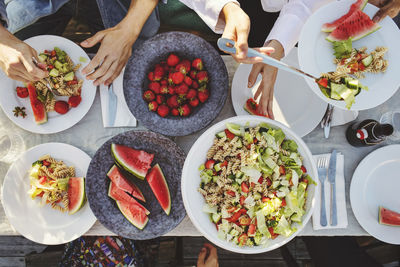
0, 25, 48, 83
370, 0, 400, 22
197, 243, 219, 267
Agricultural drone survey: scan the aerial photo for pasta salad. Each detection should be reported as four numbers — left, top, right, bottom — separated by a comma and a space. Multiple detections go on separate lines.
198, 123, 313, 247
28, 155, 75, 213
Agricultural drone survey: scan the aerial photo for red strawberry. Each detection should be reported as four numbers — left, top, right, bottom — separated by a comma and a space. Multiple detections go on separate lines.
192, 80, 199, 89
68, 95, 82, 108
181, 59, 191, 70
160, 79, 168, 86
189, 97, 199, 107
186, 88, 197, 99
171, 108, 179, 116
160, 85, 169, 94
167, 54, 180, 67
154, 67, 164, 81
168, 85, 175, 95
184, 76, 193, 86
167, 95, 179, 108
156, 94, 165, 105
160, 61, 169, 71
16, 87, 29, 98
168, 72, 174, 84
176, 59, 191, 74
157, 104, 170, 117
198, 88, 210, 103
175, 83, 189, 95
54, 101, 69, 114
143, 90, 155, 102
148, 72, 155, 81
148, 82, 160, 94
192, 58, 203, 70
196, 71, 209, 84
189, 70, 197, 79
179, 104, 191, 116
171, 72, 184, 84
148, 101, 158, 111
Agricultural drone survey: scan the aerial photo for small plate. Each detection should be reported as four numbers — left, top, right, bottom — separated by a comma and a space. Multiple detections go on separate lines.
231, 48, 327, 137
298, 2, 400, 110
0, 35, 96, 134
1, 143, 97, 245
86, 130, 186, 239
350, 145, 400, 245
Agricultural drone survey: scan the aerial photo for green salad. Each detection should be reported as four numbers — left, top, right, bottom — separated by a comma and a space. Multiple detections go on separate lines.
198, 123, 314, 247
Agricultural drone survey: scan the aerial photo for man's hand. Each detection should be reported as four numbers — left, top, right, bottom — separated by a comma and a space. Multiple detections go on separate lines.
0, 26, 48, 83
370, 0, 400, 22
247, 40, 284, 119
197, 243, 219, 267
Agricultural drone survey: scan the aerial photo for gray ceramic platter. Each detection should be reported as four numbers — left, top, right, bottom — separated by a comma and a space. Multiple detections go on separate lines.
123, 31, 229, 136
86, 130, 186, 239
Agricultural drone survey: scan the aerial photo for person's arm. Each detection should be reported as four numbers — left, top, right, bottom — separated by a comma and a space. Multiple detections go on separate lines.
81, 0, 159, 86
0, 25, 48, 83
370, 0, 400, 22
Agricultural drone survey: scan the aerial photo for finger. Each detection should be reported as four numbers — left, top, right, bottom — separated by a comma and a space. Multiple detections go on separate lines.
373, 5, 389, 22
254, 81, 264, 101
9, 73, 30, 84
87, 56, 113, 81
248, 64, 264, 88
253, 47, 275, 56
104, 63, 124, 86
94, 60, 119, 86
197, 247, 207, 266
221, 21, 237, 42
19, 54, 47, 81
267, 89, 275, 120
204, 243, 217, 258
80, 31, 105, 48
82, 52, 104, 76
236, 27, 249, 59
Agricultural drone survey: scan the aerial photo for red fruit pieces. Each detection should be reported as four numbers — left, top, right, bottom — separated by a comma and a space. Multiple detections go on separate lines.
171, 108, 179, 116
157, 104, 169, 117
189, 97, 199, 107
192, 58, 203, 70
179, 104, 191, 116
68, 95, 82, 108
16, 87, 29, 98
167, 53, 180, 66
196, 71, 209, 84
198, 88, 210, 103
54, 101, 69, 114
143, 90, 155, 102
184, 76, 193, 86
148, 101, 158, 111
171, 72, 184, 84
148, 82, 161, 94
167, 95, 179, 108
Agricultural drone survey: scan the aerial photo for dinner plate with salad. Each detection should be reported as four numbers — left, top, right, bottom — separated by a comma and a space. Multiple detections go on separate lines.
0, 35, 96, 134
181, 115, 317, 253
1, 142, 96, 245
298, 0, 400, 110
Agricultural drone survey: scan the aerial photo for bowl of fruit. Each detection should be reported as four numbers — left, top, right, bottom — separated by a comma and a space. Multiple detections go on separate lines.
123, 31, 229, 136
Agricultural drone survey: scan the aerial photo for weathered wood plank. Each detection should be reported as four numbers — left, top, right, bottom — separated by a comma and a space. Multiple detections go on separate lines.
0, 236, 45, 257
0, 257, 25, 267
25, 251, 63, 267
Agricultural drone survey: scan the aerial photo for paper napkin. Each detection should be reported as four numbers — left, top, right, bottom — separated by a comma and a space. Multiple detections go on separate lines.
331, 109, 358, 127
312, 153, 348, 230
99, 68, 137, 127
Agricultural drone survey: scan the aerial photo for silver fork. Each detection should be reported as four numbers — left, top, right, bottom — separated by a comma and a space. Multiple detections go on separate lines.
317, 157, 329, 227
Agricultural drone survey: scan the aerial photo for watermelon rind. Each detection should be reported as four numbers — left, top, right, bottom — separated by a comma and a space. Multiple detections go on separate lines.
378, 206, 400, 226
321, 0, 368, 32
116, 200, 149, 230
146, 164, 171, 216
243, 103, 257, 116
326, 23, 381, 42
68, 177, 86, 215
111, 143, 153, 180
108, 182, 150, 215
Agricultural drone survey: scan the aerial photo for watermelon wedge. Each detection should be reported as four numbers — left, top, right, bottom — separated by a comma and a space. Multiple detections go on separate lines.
326, 10, 381, 42
243, 98, 268, 117
27, 83, 47, 124
379, 206, 400, 226
108, 182, 150, 215
321, 0, 368, 32
146, 164, 171, 215
68, 177, 86, 215
107, 165, 145, 202
115, 200, 149, 230
111, 144, 154, 180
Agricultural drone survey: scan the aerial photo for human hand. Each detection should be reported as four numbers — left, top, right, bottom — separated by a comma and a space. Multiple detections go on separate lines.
0, 28, 48, 83
197, 243, 219, 267
81, 25, 138, 86
247, 40, 284, 119
370, 0, 400, 22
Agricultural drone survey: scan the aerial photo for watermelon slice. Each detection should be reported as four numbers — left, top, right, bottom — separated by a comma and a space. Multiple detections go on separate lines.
146, 164, 171, 215
115, 200, 149, 230
68, 177, 86, 215
108, 182, 150, 215
379, 206, 400, 226
326, 10, 381, 42
321, 0, 368, 32
27, 83, 47, 124
111, 143, 154, 180
107, 165, 145, 202
243, 98, 268, 117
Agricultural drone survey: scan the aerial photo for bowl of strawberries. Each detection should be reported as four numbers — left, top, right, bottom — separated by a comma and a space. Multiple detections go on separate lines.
123, 31, 229, 136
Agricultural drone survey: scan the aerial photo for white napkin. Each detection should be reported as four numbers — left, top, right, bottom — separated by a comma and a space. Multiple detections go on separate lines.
100, 68, 137, 127
312, 153, 348, 230
331, 109, 358, 127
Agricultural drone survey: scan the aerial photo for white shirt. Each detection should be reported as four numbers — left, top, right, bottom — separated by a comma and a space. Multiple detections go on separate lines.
179, 0, 333, 56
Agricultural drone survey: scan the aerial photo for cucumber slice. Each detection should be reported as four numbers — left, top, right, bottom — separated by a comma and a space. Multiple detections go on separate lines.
54, 60, 63, 71
226, 123, 242, 136
38, 54, 47, 63
212, 213, 221, 223
216, 131, 226, 138
63, 71, 75, 81
214, 163, 222, 172
49, 68, 59, 77
362, 55, 373, 67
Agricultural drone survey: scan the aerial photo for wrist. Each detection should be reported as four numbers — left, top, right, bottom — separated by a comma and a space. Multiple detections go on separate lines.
115, 20, 139, 46
266, 40, 284, 59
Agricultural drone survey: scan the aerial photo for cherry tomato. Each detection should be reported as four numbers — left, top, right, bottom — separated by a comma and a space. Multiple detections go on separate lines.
51, 50, 56, 57
39, 176, 47, 184
359, 63, 365, 71
224, 129, 235, 140
240, 195, 246, 206
279, 165, 286, 175
16, 87, 29, 98
227, 209, 247, 222
227, 206, 236, 213
248, 224, 256, 236
239, 216, 251, 226
241, 182, 249, 193
238, 233, 248, 246
226, 190, 236, 197
266, 178, 272, 187
220, 160, 228, 167
317, 78, 328, 88
42, 160, 50, 166
281, 199, 287, 207
205, 159, 215, 169
37, 191, 44, 198
301, 165, 307, 173
258, 176, 263, 184
262, 197, 270, 203
268, 227, 279, 239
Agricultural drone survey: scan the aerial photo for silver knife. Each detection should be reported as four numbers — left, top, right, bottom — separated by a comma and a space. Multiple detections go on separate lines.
108, 83, 117, 127
328, 150, 338, 226
324, 104, 334, 138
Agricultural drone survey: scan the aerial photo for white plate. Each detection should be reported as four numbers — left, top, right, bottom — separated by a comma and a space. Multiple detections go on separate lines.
181, 115, 317, 254
298, 1, 400, 111
231, 48, 327, 137
0, 35, 96, 134
1, 143, 97, 245
350, 145, 400, 244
